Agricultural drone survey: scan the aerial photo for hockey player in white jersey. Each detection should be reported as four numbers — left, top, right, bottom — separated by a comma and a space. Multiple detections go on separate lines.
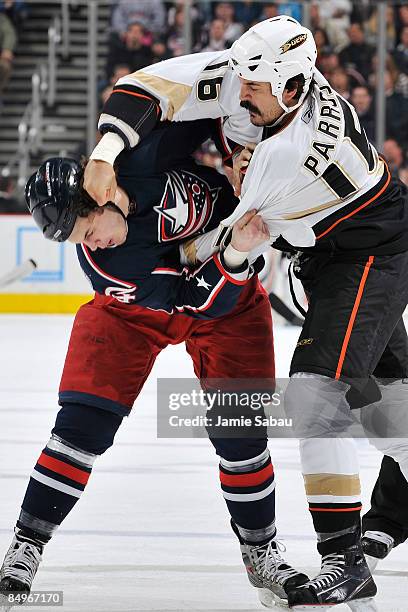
216, 19, 408, 611
82, 17, 408, 611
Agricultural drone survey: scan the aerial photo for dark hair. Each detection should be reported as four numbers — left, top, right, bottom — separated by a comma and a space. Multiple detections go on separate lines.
285, 73, 306, 101
351, 84, 371, 95
73, 158, 100, 218
127, 20, 144, 32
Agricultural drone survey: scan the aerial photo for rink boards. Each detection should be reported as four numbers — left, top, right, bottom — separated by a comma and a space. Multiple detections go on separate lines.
0, 214, 92, 313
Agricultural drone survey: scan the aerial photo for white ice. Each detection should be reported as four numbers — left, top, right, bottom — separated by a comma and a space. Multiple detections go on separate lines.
0, 315, 406, 612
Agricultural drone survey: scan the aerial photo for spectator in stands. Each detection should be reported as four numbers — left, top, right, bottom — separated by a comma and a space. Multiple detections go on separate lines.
0, 175, 20, 212
111, 0, 166, 43
327, 66, 351, 99
384, 70, 408, 144
200, 19, 227, 52
167, 0, 203, 31
259, 3, 278, 21
350, 85, 375, 143
166, 5, 202, 57
364, 5, 396, 52
339, 22, 375, 78
382, 139, 406, 176
105, 22, 153, 81
309, 3, 322, 32
0, 1, 27, 30
213, 2, 243, 45
369, 70, 408, 145
397, 5, 408, 42
393, 26, 408, 76
151, 38, 172, 63
369, 52, 408, 99
0, 10, 16, 96
109, 64, 131, 85
314, 27, 332, 71
234, 1, 262, 28
318, 51, 340, 79
165, 5, 188, 57
314, 0, 352, 50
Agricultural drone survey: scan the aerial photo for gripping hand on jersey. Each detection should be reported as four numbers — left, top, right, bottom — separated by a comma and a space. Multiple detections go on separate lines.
230, 210, 269, 252
232, 143, 256, 197
84, 160, 118, 206
181, 210, 269, 268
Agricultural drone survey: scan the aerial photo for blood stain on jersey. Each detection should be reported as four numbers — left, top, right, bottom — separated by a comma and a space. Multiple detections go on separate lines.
280, 33, 307, 54
154, 170, 219, 242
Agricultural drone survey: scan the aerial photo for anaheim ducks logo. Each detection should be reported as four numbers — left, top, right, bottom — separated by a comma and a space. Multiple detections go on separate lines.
280, 33, 307, 54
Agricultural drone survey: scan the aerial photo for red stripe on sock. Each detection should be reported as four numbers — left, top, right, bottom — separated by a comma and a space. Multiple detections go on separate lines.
220, 464, 274, 487
37, 453, 90, 485
309, 506, 362, 512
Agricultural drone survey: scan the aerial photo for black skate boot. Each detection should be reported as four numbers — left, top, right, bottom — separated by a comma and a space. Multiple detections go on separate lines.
232, 520, 309, 608
362, 530, 394, 572
287, 542, 377, 611
0, 529, 43, 610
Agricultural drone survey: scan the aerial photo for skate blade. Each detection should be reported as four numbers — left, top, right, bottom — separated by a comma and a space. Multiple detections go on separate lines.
291, 605, 337, 611
290, 598, 378, 612
364, 555, 380, 573
347, 597, 378, 612
258, 587, 288, 609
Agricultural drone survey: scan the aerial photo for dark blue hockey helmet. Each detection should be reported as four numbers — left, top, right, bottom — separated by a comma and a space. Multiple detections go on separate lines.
25, 157, 82, 242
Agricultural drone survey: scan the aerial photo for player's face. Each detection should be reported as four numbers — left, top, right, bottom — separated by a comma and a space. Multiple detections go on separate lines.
239, 78, 284, 126
69, 207, 128, 251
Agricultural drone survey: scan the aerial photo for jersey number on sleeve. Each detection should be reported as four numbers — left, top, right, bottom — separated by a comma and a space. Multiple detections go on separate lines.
197, 76, 223, 102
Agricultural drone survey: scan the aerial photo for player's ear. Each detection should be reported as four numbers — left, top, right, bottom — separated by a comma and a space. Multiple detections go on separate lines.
282, 86, 298, 108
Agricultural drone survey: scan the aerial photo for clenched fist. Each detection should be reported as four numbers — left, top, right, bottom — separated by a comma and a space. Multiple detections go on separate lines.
83, 160, 117, 206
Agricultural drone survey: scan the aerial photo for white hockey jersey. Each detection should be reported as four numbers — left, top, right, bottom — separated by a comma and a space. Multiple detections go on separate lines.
215, 70, 387, 251
100, 53, 404, 255
109, 50, 262, 149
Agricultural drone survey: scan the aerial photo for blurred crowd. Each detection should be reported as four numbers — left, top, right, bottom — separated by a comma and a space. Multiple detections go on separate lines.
97, 0, 408, 184
0, 1, 26, 103
2, 1, 408, 199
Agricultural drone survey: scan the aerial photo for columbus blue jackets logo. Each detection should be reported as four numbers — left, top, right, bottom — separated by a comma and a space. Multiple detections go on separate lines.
154, 170, 219, 242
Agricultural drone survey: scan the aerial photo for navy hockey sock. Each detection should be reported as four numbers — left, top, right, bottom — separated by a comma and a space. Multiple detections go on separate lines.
212, 439, 276, 544
16, 403, 122, 542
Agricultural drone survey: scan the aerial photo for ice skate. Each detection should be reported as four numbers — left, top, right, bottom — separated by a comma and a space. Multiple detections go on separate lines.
287, 542, 377, 611
0, 530, 43, 610
362, 530, 394, 572
232, 521, 309, 608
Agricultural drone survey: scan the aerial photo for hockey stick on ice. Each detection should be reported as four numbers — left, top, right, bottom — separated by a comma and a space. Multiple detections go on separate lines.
0, 259, 37, 288
268, 291, 304, 327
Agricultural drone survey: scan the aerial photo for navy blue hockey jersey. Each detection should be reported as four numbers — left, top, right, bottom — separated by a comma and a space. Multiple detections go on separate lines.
76, 121, 252, 318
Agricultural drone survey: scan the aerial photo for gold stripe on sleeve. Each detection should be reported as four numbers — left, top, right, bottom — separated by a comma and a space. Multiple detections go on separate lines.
129, 71, 192, 119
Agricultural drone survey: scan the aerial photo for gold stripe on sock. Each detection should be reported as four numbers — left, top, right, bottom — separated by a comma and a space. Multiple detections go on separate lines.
304, 473, 361, 496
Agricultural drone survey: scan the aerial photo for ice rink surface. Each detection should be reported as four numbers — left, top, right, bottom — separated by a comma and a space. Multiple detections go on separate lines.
0, 315, 406, 612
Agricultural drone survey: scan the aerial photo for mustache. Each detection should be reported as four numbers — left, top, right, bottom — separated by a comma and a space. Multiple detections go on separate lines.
240, 100, 261, 115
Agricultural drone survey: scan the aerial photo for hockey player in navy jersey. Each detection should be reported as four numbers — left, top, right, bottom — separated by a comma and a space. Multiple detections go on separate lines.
80, 16, 408, 611
0, 120, 310, 611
